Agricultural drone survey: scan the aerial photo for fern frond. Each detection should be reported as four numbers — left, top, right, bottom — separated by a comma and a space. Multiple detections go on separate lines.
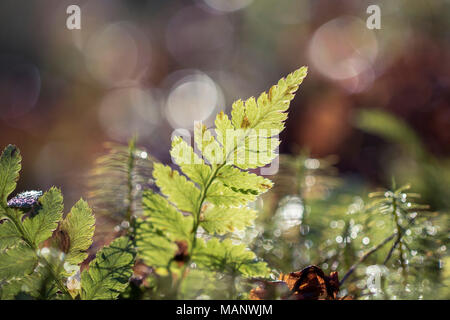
136, 67, 308, 293
0, 244, 38, 280
0, 145, 21, 204
152, 163, 200, 213
0, 219, 21, 250
193, 238, 269, 277
58, 199, 95, 266
200, 205, 257, 235
22, 187, 63, 247
81, 236, 136, 300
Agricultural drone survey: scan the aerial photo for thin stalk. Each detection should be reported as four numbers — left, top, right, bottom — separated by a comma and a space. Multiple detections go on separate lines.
392, 197, 407, 285
125, 136, 137, 229
340, 232, 395, 286
340, 194, 414, 288
173, 163, 224, 297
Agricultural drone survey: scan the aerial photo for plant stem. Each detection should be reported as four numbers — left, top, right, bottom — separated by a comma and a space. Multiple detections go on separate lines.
125, 136, 137, 228
391, 196, 408, 285
173, 163, 224, 297
340, 233, 395, 286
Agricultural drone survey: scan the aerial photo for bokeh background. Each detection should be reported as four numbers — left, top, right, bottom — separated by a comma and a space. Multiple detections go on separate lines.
0, 0, 449, 299
1, 0, 448, 206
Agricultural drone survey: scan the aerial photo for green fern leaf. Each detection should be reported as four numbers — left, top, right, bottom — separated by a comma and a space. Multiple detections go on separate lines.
0, 244, 38, 280
200, 205, 256, 235
81, 236, 135, 300
0, 219, 21, 250
234, 67, 307, 132
137, 191, 195, 269
193, 238, 269, 277
0, 267, 59, 300
142, 190, 193, 242
0, 278, 24, 299
153, 163, 200, 213
212, 67, 308, 169
170, 137, 211, 187
135, 220, 178, 269
216, 165, 273, 195
0, 145, 21, 204
22, 187, 63, 247
59, 199, 95, 266
135, 67, 307, 288
194, 123, 223, 165
206, 181, 257, 206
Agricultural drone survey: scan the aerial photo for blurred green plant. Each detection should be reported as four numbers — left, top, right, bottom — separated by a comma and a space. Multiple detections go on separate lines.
250, 151, 447, 299
355, 108, 450, 210
87, 137, 154, 223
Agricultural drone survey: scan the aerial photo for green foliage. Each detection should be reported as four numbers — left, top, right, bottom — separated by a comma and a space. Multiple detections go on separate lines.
22, 187, 63, 247
142, 191, 193, 242
201, 205, 257, 235
0, 244, 37, 280
194, 238, 269, 277
152, 163, 200, 213
136, 191, 193, 269
0, 263, 58, 300
135, 221, 177, 270
362, 184, 446, 298
0, 145, 21, 204
81, 236, 136, 300
0, 219, 21, 250
3, 69, 444, 300
356, 108, 450, 210
59, 199, 96, 266
136, 67, 308, 298
0, 145, 135, 300
355, 109, 423, 156
251, 147, 448, 300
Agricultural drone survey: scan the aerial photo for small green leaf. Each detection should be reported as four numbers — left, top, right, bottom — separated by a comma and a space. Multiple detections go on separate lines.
23, 187, 63, 247
0, 145, 21, 204
142, 190, 193, 242
201, 205, 257, 235
153, 163, 200, 213
0, 268, 59, 300
0, 244, 38, 280
0, 279, 24, 299
194, 123, 224, 165
206, 181, 256, 206
216, 165, 273, 195
170, 137, 211, 187
0, 219, 21, 250
81, 236, 135, 300
59, 199, 96, 266
193, 238, 269, 277
136, 220, 178, 269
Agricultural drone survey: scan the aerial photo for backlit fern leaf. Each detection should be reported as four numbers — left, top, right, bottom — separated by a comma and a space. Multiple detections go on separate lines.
136, 67, 308, 290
